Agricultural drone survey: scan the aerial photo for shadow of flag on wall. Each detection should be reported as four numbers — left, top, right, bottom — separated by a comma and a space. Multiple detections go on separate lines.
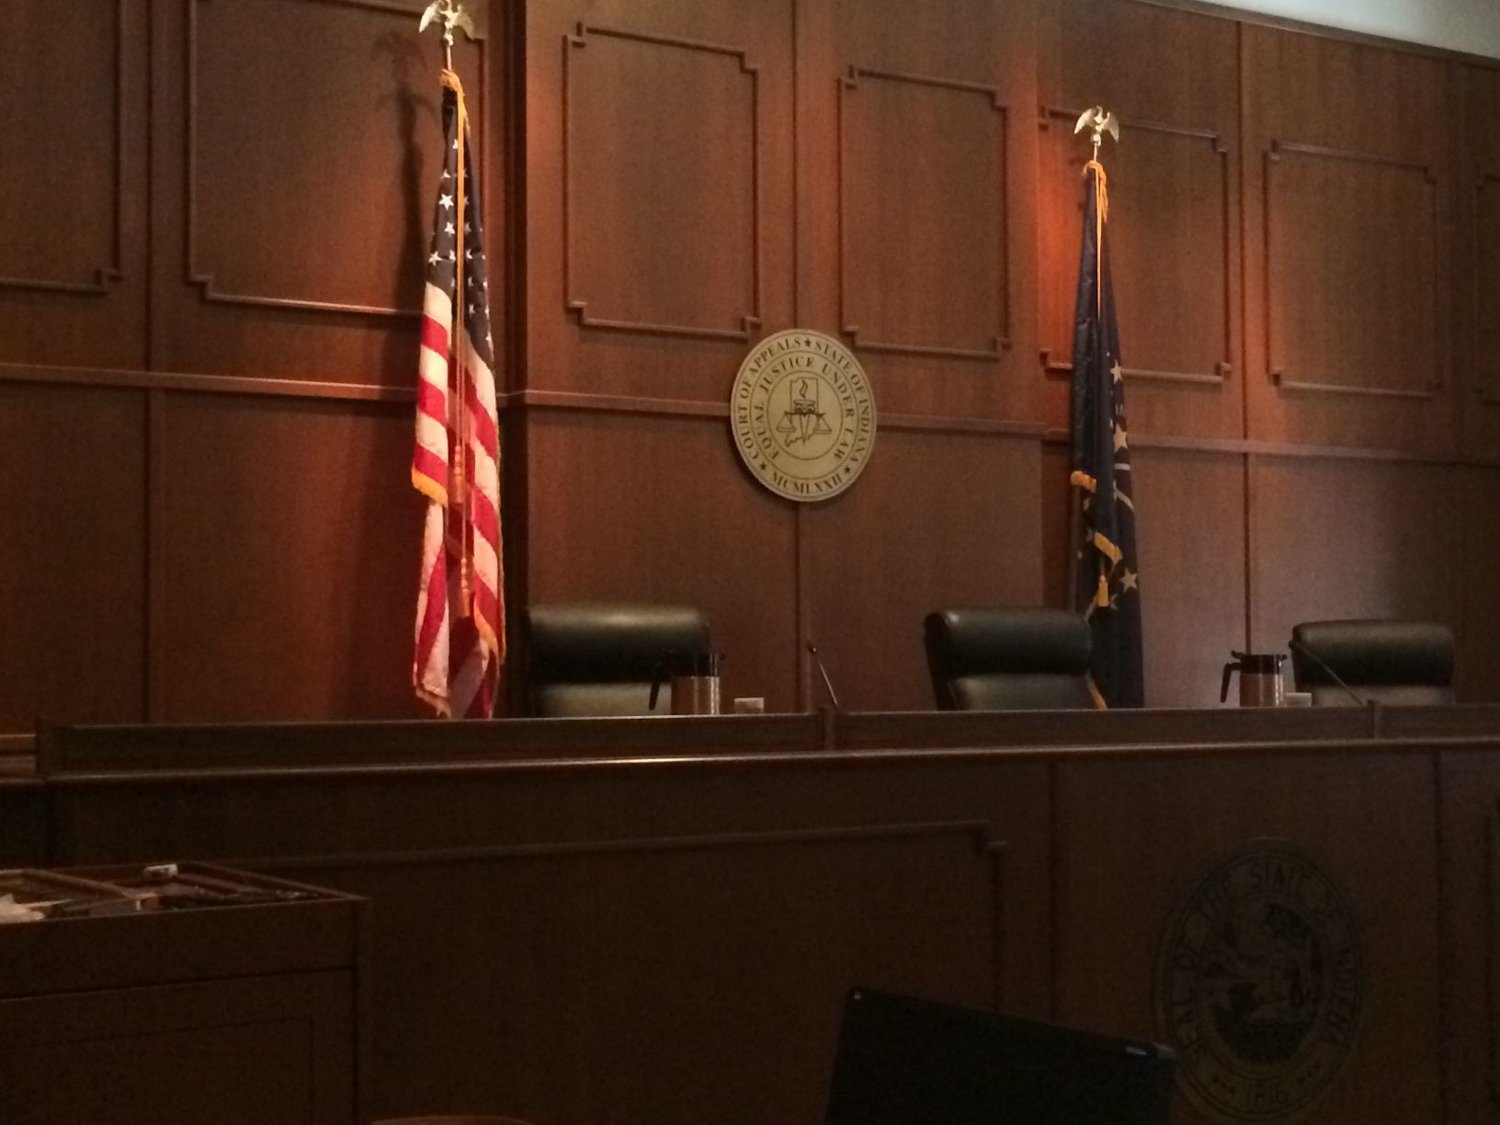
1070, 159, 1144, 707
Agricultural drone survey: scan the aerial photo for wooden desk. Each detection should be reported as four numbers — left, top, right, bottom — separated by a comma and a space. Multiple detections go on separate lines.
0, 863, 368, 1125
5, 707, 1499, 1124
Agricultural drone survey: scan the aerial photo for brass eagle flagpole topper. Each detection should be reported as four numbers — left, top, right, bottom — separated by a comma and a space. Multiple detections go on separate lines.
419, 0, 477, 70
1073, 105, 1119, 163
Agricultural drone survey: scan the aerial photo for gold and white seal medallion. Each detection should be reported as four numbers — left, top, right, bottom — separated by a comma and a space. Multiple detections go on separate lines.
730, 329, 877, 502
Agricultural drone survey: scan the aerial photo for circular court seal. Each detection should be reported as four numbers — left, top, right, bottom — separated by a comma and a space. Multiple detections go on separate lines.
730, 329, 876, 502
1155, 840, 1363, 1124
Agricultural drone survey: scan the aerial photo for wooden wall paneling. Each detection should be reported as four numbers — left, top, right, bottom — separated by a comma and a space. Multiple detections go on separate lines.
524, 0, 795, 403
152, 392, 423, 721
0, 0, 149, 372
1, 974, 357, 1125
1241, 25, 1454, 453
0, 383, 148, 732
1457, 64, 1500, 461
795, 0, 1038, 423
1455, 467, 1500, 702
1055, 750, 1442, 1124
1247, 454, 1457, 658
43, 752, 1053, 1125
1040, 439, 1072, 612
1035, 0, 1242, 442
147, 0, 488, 386
1435, 749, 1500, 1125
1131, 446, 1248, 707
520, 408, 800, 713
837, 70, 1008, 360
801, 430, 1043, 712
0, 783, 46, 866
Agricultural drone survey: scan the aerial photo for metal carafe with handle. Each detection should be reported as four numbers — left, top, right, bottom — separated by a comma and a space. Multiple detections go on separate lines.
649, 650, 723, 716
1220, 651, 1286, 707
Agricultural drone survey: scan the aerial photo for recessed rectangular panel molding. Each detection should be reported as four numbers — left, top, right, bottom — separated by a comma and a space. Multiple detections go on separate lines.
1264, 139, 1440, 400
0, 0, 125, 296
1473, 173, 1500, 407
839, 67, 1008, 361
186, 0, 484, 319
563, 24, 762, 341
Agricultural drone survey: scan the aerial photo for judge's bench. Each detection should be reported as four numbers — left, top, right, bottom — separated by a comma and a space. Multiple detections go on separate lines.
1, 705, 1496, 1124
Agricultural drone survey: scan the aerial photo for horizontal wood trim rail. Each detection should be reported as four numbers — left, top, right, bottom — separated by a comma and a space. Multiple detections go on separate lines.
4, 366, 1494, 464
30, 706, 1500, 783
1040, 426, 1481, 464
0, 362, 416, 403
230, 819, 995, 874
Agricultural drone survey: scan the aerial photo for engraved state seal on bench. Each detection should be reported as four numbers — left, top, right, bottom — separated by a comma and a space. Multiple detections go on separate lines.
1155, 839, 1364, 1123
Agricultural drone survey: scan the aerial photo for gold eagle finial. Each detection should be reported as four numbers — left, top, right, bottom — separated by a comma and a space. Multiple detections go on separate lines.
419, 1, 476, 44
1074, 106, 1120, 155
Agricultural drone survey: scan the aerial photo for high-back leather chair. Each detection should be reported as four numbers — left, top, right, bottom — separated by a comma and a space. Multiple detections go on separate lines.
924, 609, 1094, 711
1289, 619, 1456, 706
520, 602, 711, 717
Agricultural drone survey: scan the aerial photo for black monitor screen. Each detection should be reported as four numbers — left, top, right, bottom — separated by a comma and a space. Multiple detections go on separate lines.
824, 989, 1176, 1125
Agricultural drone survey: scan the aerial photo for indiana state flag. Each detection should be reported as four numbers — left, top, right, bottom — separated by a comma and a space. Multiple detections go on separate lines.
1069, 159, 1144, 707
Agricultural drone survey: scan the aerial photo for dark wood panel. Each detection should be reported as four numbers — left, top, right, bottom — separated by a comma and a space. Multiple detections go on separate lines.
1242, 25, 1454, 452
794, 0, 1039, 422
2, 975, 356, 1125
1036, 0, 1241, 441
0, 383, 148, 731
1132, 447, 1247, 707
42, 738, 1054, 1125
526, 0, 795, 401
1056, 750, 1442, 1124
1248, 455, 1457, 658
1266, 143, 1438, 396
0, 782, 45, 865
152, 392, 423, 721
148, 0, 489, 384
1436, 750, 1500, 1125
333, 825, 1006, 1122
1457, 65, 1500, 460
33, 717, 1500, 1124
1455, 467, 1500, 701
563, 25, 760, 340
521, 408, 799, 713
802, 431, 1042, 711
0, 0, 148, 370
838, 68, 1008, 360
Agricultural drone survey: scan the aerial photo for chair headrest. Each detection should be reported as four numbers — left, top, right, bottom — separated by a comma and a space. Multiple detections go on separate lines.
522, 603, 710, 683
925, 609, 1092, 677
1290, 619, 1454, 687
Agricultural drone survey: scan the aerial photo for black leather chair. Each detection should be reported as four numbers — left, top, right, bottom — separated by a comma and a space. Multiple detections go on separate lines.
924, 609, 1094, 711
519, 602, 712, 717
1289, 619, 1456, 706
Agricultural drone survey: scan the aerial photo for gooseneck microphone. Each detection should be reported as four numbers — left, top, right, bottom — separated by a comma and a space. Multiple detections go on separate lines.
806, 641, 842, 711
1287, 638, 1366, 706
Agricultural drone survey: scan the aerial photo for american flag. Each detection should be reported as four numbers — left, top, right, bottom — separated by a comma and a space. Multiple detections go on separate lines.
1070, 159, 1143, 708
412, 69, 503, 718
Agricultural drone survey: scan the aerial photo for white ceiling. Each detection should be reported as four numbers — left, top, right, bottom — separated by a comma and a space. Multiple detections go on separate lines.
1213, 0, 1500, 60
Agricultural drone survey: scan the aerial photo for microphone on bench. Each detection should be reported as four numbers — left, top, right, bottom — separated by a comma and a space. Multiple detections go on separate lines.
806, 641, 842, 711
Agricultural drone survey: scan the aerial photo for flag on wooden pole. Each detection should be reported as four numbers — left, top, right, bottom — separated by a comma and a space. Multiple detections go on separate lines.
1069, 157, 1143, 707
412, 68, 503, 718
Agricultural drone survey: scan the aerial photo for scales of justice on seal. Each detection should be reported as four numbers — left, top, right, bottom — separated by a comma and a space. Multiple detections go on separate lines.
729, 330, 878, 503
